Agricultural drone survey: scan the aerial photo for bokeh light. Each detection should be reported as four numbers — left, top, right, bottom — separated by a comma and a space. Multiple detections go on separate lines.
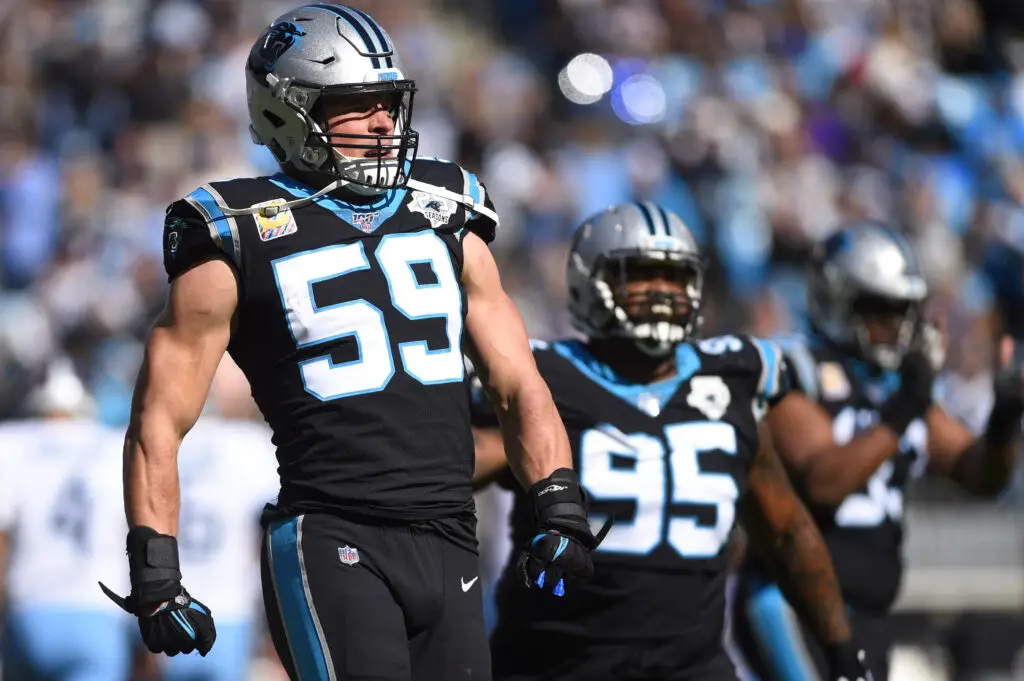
557, 53, 614, 105
612, 74, 667, 125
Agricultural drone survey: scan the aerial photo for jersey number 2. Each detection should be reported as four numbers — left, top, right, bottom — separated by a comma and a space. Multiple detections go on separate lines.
272, 232, 464, 400
580, 421, 739, 558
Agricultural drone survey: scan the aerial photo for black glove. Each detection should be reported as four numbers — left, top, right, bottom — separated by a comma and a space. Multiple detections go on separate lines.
879, 351, 934, 435
517, 468, 611, 597
826, 641, 874, 681
988, 339, 1024, 439
100, 526, 216, 657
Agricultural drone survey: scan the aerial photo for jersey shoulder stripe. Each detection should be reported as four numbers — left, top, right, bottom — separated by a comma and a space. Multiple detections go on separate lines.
749, 337, 786, 403
184, 183, 242, 266
771, 333, 819, 399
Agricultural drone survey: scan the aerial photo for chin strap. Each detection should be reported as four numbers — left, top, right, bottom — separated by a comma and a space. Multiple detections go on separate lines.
215, 176, 500, 228
219, 179, 344, 218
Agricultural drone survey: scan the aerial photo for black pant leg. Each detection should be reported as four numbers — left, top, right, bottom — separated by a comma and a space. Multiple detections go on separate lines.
262, 514, 412, 681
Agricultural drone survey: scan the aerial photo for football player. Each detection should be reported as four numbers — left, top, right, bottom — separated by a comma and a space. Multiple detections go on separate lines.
1, 362, 133, 681
110, 5, 601, 680
472, 203, 871, 681
729, 223, 1023, 680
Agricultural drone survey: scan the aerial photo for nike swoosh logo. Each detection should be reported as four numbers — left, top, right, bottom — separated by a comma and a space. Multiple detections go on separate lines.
461, 576, 479, 592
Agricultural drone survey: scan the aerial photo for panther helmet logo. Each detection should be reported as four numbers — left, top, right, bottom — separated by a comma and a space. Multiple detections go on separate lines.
254, 21, 306, 74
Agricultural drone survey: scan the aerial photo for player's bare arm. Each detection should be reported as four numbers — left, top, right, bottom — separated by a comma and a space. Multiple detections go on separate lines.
461, 231, 572, 487
102, 257, 226, 656
766, 390, 903, 506
124, 258, 237, 535
739, 419, 851, 647
927, 337, 1023, 496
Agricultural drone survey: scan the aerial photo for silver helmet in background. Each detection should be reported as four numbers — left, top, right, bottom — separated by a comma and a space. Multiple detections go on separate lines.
567, 202, 705, 357
809, 222, 928, 369
245, 4, 418, 195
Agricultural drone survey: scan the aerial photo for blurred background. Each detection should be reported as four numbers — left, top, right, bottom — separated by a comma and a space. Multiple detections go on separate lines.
1, 0, 1023, 679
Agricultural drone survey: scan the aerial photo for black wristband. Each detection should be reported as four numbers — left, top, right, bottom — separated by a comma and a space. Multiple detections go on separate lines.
127, 526, 183, 608
530, 468, 587, 525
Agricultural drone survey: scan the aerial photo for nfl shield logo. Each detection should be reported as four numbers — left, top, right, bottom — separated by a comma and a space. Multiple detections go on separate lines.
338, 546, 360, 566
350, 211, 380, 233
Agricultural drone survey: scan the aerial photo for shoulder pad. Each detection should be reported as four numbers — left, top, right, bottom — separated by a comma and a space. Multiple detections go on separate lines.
407, 161, 499, 244
163, 189, 238, 282
695, 335, 789, 404
181, 183, 243, 266
771, 334, 819, 399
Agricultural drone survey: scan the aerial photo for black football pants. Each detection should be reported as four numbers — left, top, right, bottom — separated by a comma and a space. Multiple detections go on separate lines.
261, 513, 491, 681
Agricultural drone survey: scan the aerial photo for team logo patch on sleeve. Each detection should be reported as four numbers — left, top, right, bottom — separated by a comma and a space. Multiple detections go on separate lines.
251, 199, 298, 241
165, 217, 185, 256
408, 190, 457, 229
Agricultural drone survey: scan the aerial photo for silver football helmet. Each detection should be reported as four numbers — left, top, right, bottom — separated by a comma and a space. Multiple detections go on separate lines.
567, 202, 705, 357
809, 223, 928, 369
245, 4, 418, 195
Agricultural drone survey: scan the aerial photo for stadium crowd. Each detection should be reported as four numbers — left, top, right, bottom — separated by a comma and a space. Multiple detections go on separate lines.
1, 0, 1023, 679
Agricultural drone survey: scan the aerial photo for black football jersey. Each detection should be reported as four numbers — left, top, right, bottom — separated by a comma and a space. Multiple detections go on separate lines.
770, 334, 929, 614
475, 335, 789, 664
161, 159, 498, 530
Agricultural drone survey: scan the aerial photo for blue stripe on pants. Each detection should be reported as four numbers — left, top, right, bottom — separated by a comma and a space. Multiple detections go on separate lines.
744, 576, 819, 681
267, 517, 332, 681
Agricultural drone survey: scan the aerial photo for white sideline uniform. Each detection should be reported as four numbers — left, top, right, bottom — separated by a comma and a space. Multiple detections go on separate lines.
159, 417, 279, 681
0, 419, 133, 681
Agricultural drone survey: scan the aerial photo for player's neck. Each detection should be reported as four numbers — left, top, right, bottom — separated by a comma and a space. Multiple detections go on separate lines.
587, 338, 677, 385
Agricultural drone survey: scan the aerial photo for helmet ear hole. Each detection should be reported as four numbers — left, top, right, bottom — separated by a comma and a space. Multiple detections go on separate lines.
262, 111, 287, 129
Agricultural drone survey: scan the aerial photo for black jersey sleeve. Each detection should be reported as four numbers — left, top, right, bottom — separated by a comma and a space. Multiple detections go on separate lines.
749, 337, 791, 406
772, 335, 819, 399
462, 171, 497, 244
162, 185, 242, 281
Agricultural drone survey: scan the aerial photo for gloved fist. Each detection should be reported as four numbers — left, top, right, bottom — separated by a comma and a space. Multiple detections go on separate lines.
826, 641, 874, 681
517, 468, 610, 597
100, 526, 217, 657
986, 336, 1024, 440
993, 336, 1024, 407
879, 351, 934, 435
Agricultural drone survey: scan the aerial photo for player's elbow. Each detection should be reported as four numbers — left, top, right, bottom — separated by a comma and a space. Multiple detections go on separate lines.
482, 361, 547, 417
796, 463, 849, 507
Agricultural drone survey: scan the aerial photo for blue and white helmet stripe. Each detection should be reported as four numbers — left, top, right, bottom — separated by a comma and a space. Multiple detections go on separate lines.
347, 5, 394, 67
307, 4, 392, 68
